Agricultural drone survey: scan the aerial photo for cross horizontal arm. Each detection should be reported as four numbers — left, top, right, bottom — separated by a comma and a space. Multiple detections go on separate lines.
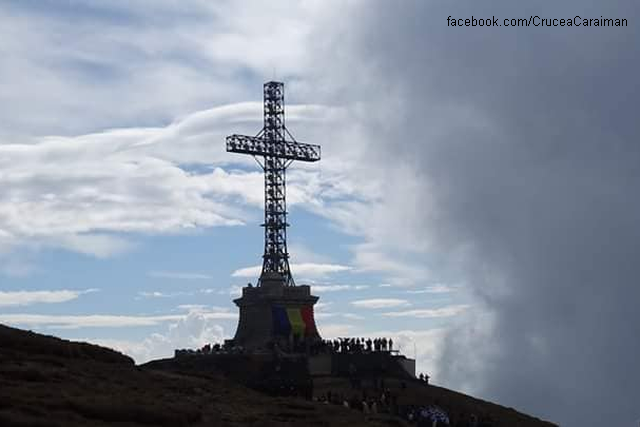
226, 134, 321, 162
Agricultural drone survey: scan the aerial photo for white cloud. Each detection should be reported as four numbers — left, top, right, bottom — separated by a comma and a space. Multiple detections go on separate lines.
287, 243, 332, 264
350, 298, 410, 309
363, 328, 448, 380
83, 310, 229, 364
228, 285, 243, 297
351, 243, 429, 279
215, 285, 244, 297
0, 313, 179, 328
137, 288, 223, 299
0, 1, 335, 138
315, 311, 364, 320
176, 304, 209, 312
342, 313, 365, 320
0, 99, 350, 258
382, 305, 471, 318
230, 265, 263, 278
406, 284, 457, 294
315, 322, 356, 338
56, 234, 135, 259
0, 289, 98, 307
4, 89, 369, 261
231, 262, 351, 279
197, 311, 238, 321
311, 284, 369, 293
0, 128, 241, 257
147, 271, 213, 280
0, 308, 237, 329
175, 304, 231, 313
314, 302, 333, 311
314, 312, 338, 319
138, 291, 178, 298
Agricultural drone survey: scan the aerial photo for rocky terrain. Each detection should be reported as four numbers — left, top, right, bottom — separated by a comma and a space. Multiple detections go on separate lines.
0, 324, 557, 426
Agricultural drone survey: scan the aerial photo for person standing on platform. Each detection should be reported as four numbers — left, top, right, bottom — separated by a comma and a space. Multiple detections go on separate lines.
362, 399, 370, 415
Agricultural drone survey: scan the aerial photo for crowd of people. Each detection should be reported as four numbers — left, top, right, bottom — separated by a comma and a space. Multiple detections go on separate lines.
174, 341, 244, 357
418, 372, 430, 385
401, 397, 497, 426
174, 338, 496, 426
315, 387, 400, 418
405, 404, 450, 425
403, 407, 495, 427
314, 387, 493, 427
316, 369, 494, 426
175, 337, 395, 357
175, 336, 400, 358
319, 337, 395, 354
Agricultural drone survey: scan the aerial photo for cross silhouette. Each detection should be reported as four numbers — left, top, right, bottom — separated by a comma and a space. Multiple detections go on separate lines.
226, 82, 321, 286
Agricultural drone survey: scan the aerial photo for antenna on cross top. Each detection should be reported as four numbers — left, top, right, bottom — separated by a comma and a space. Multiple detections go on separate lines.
226, 82, 321, 287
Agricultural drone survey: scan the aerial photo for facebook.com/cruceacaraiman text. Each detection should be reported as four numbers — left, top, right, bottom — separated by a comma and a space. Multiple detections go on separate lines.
447, 15, 628, 27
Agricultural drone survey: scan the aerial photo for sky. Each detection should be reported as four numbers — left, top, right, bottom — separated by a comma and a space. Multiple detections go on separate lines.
0, 1, 638, 426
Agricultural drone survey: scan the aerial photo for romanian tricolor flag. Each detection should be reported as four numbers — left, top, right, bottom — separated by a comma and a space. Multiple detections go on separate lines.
272, 306, 317, 337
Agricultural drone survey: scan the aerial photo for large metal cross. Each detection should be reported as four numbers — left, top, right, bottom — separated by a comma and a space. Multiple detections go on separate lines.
226, 82, 321, 287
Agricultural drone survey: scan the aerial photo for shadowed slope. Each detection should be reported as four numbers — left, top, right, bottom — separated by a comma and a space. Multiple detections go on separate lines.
0, 324, 399, 426
0, 324, 557, 426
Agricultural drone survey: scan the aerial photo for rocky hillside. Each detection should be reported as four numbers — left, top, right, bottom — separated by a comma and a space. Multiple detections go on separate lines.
0, 324, 557, 426
0, 324, 402, 426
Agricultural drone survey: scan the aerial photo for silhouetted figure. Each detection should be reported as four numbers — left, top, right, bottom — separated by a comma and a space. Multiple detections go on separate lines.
389, 338, 393, 351
349, 363, 358, 389
362, 399, 370, 415
419, 373, 425, 381
479, 415, 494, 427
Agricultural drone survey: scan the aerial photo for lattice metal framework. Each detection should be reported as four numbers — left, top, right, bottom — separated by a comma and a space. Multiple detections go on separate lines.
226, 82, 321, 286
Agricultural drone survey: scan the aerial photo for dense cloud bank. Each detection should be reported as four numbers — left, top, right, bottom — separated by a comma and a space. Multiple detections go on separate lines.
311, 1, 640, 426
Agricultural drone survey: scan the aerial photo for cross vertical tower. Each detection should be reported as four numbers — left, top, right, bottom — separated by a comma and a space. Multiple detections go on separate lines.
226, 82, 321, 287
262, 83, 291, 284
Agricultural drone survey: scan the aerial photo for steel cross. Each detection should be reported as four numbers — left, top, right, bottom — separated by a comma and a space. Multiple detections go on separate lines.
226, 82, 321, 286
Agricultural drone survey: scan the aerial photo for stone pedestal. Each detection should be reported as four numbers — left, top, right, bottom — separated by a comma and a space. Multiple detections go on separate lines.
232, 273, 321, 350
